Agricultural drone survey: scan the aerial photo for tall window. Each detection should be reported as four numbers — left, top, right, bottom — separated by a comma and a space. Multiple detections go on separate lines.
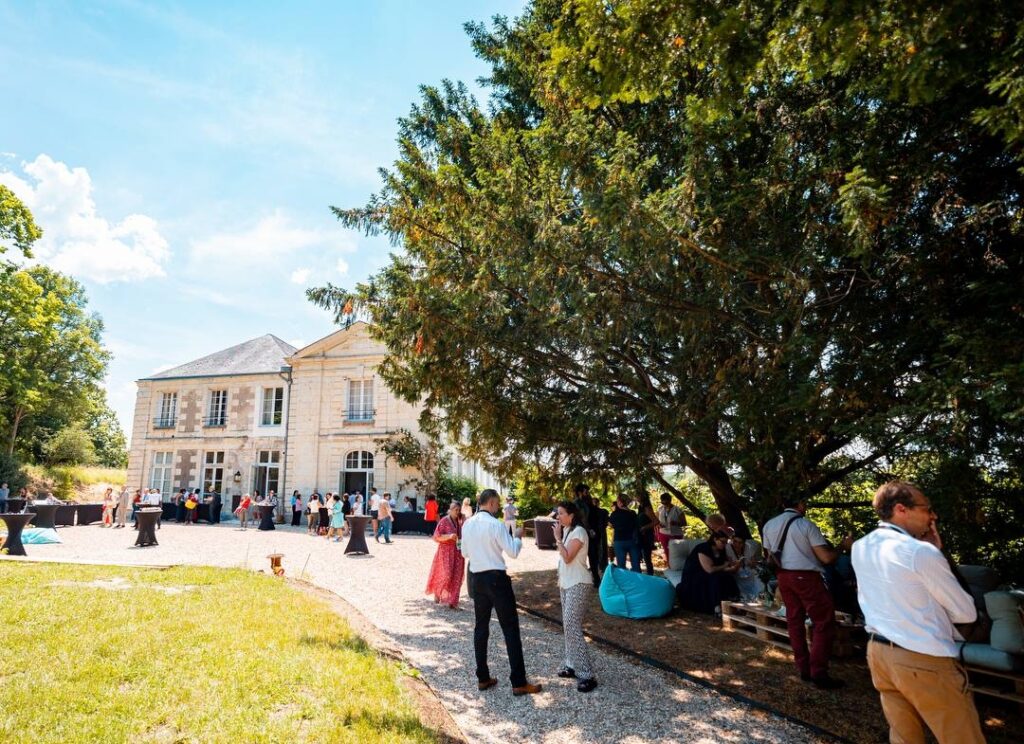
206, 390, 227, 427
347, 379, 374, 421
254, 450, 280, 497
154, 392, 177, 429
149, 451, 173, 495
203, 451, 225, 494
260, 387, 284, 426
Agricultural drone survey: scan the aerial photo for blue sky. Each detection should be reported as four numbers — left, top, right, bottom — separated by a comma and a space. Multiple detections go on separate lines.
0, 0, 526, 439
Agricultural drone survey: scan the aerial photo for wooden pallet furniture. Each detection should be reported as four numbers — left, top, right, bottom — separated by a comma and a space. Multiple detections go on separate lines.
965, 665, 1024, 712
720, 601, 866, 658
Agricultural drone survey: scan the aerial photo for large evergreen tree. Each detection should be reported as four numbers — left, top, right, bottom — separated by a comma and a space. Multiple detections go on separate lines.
312, 1, 1023, 534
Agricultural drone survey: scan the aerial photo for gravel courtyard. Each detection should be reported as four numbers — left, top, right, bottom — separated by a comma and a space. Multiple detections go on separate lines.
18, 522, 824, 744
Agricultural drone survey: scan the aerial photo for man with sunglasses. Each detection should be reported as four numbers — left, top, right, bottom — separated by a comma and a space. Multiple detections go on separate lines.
852, 481, 984, 744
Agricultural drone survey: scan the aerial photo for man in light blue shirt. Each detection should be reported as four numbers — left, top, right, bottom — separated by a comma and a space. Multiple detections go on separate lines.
461, 488, 541, 696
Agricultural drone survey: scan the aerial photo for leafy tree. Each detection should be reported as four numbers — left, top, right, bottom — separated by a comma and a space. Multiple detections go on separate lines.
0, 184, 41, 257
312, 1, 1023, 540
84, 401, 128, 469
43, 426, 95, 466
375, 428, 446, 499
0, 266, 110, 456
0, 452, 28, 494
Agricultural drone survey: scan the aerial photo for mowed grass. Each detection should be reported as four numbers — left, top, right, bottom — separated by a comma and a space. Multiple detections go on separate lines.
0, 563, 437, 743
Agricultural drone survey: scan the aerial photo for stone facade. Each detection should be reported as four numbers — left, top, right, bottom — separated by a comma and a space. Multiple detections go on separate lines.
126, 322, 500, 519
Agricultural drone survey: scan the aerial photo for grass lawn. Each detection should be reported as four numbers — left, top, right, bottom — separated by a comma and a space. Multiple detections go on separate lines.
0, 563, 439, 743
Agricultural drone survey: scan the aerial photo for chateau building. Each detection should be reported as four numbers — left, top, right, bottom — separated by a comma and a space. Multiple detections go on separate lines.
126, 322, 498, 518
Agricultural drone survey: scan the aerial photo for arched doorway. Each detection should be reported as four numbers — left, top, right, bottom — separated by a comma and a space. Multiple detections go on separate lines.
340, 450, 374, 500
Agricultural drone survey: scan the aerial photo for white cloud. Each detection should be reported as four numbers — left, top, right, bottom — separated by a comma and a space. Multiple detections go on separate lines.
336, 258, 349, 277
190, 211, 356, 268
290, 267, 311, 284
0, 154, 170, 283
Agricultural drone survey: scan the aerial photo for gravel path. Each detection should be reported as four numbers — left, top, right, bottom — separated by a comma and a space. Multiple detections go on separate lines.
18, 522, 822, 743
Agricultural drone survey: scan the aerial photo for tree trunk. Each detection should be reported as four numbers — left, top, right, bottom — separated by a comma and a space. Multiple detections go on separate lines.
650, 470, 706, 522
683, 455, 752, 539
6, 407, 24, 457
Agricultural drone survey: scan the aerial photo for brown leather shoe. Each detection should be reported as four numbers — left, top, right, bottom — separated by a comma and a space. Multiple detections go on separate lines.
477, 678, 498, 691
512, 682, 542, 696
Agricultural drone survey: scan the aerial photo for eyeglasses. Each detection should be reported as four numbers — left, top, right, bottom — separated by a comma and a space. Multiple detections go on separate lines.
906, 501, 936, 514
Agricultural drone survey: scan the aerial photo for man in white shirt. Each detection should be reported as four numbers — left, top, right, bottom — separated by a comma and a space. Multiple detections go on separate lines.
763, 496, 850, 689
851, 481, 984, 744
461, 488, 541, 696
369, 487, 380, 537
502, 496, 518, 536
144, 488, 162, 506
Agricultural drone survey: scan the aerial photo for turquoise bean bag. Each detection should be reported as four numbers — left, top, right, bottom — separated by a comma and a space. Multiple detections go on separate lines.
21, 528, 62, 544
599, 564, 675, 619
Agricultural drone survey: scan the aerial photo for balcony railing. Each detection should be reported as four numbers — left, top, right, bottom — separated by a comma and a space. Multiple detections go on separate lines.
153, 417, 177, 429
203, 416, 228, 427
345, 409, 375, 422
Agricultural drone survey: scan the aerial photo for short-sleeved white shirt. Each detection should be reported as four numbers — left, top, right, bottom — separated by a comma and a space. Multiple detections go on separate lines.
557, 526, 591, 589
762, 509, 827, 571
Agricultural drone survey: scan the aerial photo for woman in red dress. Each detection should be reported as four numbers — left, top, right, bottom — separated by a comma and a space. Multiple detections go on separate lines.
425, 501, 465, 609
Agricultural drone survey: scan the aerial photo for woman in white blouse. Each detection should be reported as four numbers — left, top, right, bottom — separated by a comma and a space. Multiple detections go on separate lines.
552, 501, 598, 692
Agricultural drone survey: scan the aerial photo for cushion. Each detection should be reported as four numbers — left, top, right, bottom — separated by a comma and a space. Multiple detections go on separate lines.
667, 538, 702, 570
20, 528, 62, 544
956, 565, 1000, 609
961, 642, 1024, 673
598, 565, 675, 619
985, 590, 1024, 654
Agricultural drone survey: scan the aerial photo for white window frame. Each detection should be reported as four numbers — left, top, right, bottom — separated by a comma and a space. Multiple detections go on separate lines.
149, 451, 174, 495
260, 387, 284, 426
202, 451, 225, 495
206, 390, 228, 427
346, 379, 374, 422
155, 392, 178, 428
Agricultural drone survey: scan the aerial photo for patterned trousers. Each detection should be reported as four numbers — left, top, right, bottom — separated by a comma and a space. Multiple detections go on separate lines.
560, 582, 595, 681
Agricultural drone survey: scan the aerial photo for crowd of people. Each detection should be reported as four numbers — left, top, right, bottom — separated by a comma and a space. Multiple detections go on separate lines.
420, 481, 990, 743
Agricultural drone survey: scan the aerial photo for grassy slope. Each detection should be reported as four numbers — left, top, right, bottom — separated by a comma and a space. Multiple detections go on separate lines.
0, 563, 435, 743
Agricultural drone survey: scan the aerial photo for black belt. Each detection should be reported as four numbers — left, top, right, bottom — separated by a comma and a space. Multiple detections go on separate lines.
869, 633, 906, 650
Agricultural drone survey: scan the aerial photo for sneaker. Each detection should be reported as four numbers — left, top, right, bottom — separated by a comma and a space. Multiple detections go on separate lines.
576, 678, 598, 693
557, 667, 576, 679
477, 678, 498, 691
811, 675, 845, 690
512, 682, 542, 696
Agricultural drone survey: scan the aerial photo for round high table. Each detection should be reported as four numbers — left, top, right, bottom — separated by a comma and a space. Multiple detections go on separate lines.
344, 515, 371, 555
29, 503, 59, 529
257, 504, 276, 531
1, 512, 36, 556
134, 508, 162, 547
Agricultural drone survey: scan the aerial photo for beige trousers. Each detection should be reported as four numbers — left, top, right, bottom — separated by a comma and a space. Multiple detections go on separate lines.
867, 640, 986, 744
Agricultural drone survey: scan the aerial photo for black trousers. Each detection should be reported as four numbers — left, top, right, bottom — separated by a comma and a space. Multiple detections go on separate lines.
470, 570, 527, 687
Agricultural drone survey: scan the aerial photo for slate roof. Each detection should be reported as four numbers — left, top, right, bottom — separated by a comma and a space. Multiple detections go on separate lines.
144, 334, 297, 380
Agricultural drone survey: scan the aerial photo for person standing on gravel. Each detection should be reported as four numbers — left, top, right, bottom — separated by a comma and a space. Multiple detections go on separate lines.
552, 500, 598, 693
115, 485, 131, 528
461, 488, 542, 696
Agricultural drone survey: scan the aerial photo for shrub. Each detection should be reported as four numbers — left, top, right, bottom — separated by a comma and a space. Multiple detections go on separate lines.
43, 426, 95, 466
0, 453, 28, 493
436, 472, 478, 507
53, 468, 75, 500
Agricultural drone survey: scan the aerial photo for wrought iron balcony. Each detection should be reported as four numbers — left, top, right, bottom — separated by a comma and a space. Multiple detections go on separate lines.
153, 417, 177, 429
203, 416, 228, 427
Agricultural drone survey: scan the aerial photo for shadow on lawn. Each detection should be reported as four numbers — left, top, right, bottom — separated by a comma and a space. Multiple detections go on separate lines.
299, 633, 374, 656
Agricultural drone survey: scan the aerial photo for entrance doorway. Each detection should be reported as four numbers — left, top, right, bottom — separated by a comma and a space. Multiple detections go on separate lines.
340, 450, 374, 507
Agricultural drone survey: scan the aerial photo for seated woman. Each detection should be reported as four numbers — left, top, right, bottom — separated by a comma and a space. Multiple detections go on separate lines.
726, 535, 764, 600
676, 530, 740, 614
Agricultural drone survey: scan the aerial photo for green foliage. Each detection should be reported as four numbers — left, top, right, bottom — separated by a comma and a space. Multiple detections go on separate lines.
375, 427, 445, 498
85, 405, 128, 468
311, 1, 1023, 548
0, 266, 110, 458
43, 426, 95, 466
436, 471, 478, 507
0, 452, 27, 493
0, 185, 41, 257
53, 467, 75, 500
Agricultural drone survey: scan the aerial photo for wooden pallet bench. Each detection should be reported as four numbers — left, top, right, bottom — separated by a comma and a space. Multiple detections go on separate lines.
720, 601, 865, 658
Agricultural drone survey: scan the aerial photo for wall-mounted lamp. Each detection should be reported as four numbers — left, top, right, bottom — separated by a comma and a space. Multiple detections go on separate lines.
233, 470, 242, 483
